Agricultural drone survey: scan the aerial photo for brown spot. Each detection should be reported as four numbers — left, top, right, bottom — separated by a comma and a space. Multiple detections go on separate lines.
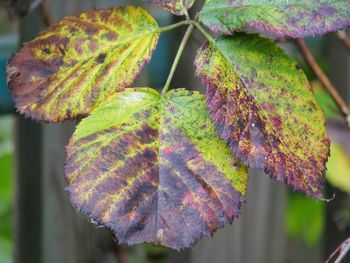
96, 53, 107, 64
104, 31, 118, 41
43, 48, 51, 54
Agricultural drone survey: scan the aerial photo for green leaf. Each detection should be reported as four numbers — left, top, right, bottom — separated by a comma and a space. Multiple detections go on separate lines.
0, 153, 13, 241
7, 6, 160, 122
199, 0, 350, 38
194, 33, 329, 199
0, 238, 12, 263
326, 118, 350, 193
286, 193, 324, 246
65, 88, 248, 249
314, 82, 339, 118
147, 0, 195, 15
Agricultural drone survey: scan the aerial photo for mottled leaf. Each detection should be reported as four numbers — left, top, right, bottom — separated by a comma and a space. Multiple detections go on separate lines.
147, 0, 194, 15
326, 118, 350, 193
195, 33, 330, 198
65, 88, 248, 249
7, 6, 159, 122
199, 0, 350, 38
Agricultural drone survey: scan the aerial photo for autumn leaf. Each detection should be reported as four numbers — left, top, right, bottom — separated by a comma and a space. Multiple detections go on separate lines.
147, 0, 194, 15
195, 33, 330, 199
199, 0, 350, 38
7, 6, 159, 122
65, 88, 248, 249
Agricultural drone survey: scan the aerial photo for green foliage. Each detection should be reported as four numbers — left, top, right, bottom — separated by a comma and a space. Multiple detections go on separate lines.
0, 153, 12, 241
327, 143, 350, 193
314, 87, 350, 193
314, 83, 339, 118
0, 116, 13, 263
0, 238, 12, 263
6, 0, 350, 249
286, 193, 324, 246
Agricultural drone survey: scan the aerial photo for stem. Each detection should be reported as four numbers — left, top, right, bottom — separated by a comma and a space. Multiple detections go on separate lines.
115, 244, 127, 263
193, 21, 215, 43
40, 0, 54, 26
295, 38, 350, 127
326, 237, 350, 263
162, 24, 195, 94
336, 30, 350, 53
159, 20, 190, 32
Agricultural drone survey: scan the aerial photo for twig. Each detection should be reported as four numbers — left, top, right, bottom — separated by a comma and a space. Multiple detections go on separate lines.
336, 30, 350, 53
326, 236, 350, 263
39, 0, 54, 27
295, 38, 350, 127
115, 244, 127, 263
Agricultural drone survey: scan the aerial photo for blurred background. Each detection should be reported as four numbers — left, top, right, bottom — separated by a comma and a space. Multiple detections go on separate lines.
0, 0, 349, 262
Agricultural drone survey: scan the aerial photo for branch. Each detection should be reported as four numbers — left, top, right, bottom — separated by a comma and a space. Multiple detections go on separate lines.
336, 30, 350, 53
115, 244, 127, 263
39, 0, 54, 27
295, 38, 350, 127
326, 236, 350, 263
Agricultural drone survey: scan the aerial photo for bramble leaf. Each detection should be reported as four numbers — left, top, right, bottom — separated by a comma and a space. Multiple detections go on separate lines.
147, 0, 194, 15
195, 33, 330, 199
7, 6, 159, 122
199, 0, 350, 38
65, 88, 248, 249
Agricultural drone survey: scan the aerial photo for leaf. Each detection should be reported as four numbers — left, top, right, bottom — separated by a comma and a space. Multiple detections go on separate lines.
314, 82, 339, 118
326, 118, 350, 193
7, 6, 159, 122
65, 88, 248, 249
286, 193, 325, 246
194, 33, 330, 199
0, 238, 12, 263
147, 0, 195, 15
199, 0, 350, 38
0, 153, 13, 241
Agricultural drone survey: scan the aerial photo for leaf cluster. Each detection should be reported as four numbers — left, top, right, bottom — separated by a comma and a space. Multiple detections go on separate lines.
6, 0, 350, 249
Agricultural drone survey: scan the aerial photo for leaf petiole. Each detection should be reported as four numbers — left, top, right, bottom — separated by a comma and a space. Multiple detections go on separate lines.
162, 24, 195, 95
193, 21, 215, 43
159, 20, 191, 32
